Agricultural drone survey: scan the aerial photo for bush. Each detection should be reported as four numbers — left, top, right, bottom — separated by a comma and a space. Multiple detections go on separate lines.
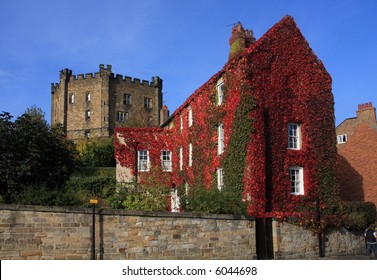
340, 201, 377, 230
64, 176, 117, 207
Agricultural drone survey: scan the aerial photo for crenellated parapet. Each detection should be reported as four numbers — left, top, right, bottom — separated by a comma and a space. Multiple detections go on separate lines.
55, 64, 162, 88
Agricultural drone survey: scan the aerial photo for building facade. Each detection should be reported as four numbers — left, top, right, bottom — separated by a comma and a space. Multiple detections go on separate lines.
115, 16, 338, 217
336, 102, 377, 206
51, 64, 164, 140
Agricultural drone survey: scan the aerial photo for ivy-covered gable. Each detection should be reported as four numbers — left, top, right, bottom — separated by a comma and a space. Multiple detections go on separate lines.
115, 16, 339, 220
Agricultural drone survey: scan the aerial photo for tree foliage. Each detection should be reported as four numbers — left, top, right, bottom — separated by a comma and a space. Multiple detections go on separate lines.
0, 108, 79, 203
76, 138, 115, 167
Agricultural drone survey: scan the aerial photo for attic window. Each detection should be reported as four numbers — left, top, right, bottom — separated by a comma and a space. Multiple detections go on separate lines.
337, 134, 347, 144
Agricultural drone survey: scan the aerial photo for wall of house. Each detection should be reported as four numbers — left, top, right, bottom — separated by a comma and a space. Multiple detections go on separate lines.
0, 205, 256, 260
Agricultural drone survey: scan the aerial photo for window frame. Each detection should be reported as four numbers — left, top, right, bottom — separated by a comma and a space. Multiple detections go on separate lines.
337, 134, 347, 144
289, 166, 304, 195
138, 150, 150, 172
217, 168, 224, 190
69, 93, 75, 104
179, 147, 183, 171
86, 91, 91, 102
124, 94, 132, 105
144, 98, 152, 108
288, 123, 301, 150
218, 123, 224, 155
116, 111, 128, 122
161, 150, 172, 172
188, 143, 193, 167
188, 106, 193, 127
85, 110, 91, 121
170, 187, 180, 213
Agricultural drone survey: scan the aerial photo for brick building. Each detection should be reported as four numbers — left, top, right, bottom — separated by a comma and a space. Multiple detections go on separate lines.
51, 64, 165, 140
336, 102, 377, 206
115, 16, 338, 217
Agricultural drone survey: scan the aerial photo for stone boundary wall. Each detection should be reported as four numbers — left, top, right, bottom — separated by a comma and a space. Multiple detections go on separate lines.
0, 205, 256, 260
272, 220, 365, 259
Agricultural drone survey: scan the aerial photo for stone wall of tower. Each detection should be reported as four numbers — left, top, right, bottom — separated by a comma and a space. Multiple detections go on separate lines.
51, 64, 164, 141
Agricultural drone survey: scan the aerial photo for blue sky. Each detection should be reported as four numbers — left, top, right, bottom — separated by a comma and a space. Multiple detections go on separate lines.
0, 0, 376, 126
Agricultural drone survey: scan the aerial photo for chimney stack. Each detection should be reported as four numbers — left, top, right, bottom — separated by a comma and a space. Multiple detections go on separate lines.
229, 22, 255, 60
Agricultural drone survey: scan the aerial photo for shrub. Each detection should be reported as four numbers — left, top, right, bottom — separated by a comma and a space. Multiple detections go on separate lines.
340, 201, 376, 230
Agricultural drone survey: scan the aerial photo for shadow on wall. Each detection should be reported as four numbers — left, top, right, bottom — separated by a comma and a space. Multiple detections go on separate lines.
338, 155, 364, 202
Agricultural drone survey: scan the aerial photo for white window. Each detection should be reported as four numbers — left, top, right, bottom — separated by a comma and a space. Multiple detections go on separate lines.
217, 168, 224, 190
69, 93, 75, 104
179, 147, 183, 170
337, 134, 347, 144
170, 187, 180, 213
138, 150, 150, 172
86, 91, 91, 102
188, 143, 193, 167
188, 106, 193, 127
180, 114, 183, 132
217, 80, 224, 105
288, 123, 301, 150
218, 123, 224, 155
289, 166, 304, 195
161, 150, 172, 172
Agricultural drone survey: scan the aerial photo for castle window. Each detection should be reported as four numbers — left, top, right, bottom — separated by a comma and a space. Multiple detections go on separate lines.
218, 123, 224, 155
124, 94, 131, 105
144, 98, 152, 108
217, 168, 224, 190
188, 106, 193, 127
138, 150, 150, 172
69, 93, 75, 104
86, 92, 91, 102
161, 150, 172, 172
85, 130, 91, 139
85, 110, 91, 121
337, 134, 347, 144
216, 78, 224, 105
289, 166, 304, 195
117, 111, 128, 122
288, 123, 301, 150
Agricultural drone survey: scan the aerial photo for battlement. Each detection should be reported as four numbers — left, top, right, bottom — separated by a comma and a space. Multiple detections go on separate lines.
57, 64, 161, 88
357, 102, 374, 111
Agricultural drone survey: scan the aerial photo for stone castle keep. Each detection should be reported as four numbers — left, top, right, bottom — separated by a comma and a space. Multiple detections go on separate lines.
51, 64, 167, 140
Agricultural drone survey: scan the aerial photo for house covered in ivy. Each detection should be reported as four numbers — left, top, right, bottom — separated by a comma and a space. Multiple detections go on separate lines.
114, 16, 338, 218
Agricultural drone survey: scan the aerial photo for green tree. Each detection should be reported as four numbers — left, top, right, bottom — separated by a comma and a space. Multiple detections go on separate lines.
0, 107, 78, 203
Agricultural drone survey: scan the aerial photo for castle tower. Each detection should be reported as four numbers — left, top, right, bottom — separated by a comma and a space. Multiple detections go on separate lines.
228, 22, 256, 60
51, 65, 164, 141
